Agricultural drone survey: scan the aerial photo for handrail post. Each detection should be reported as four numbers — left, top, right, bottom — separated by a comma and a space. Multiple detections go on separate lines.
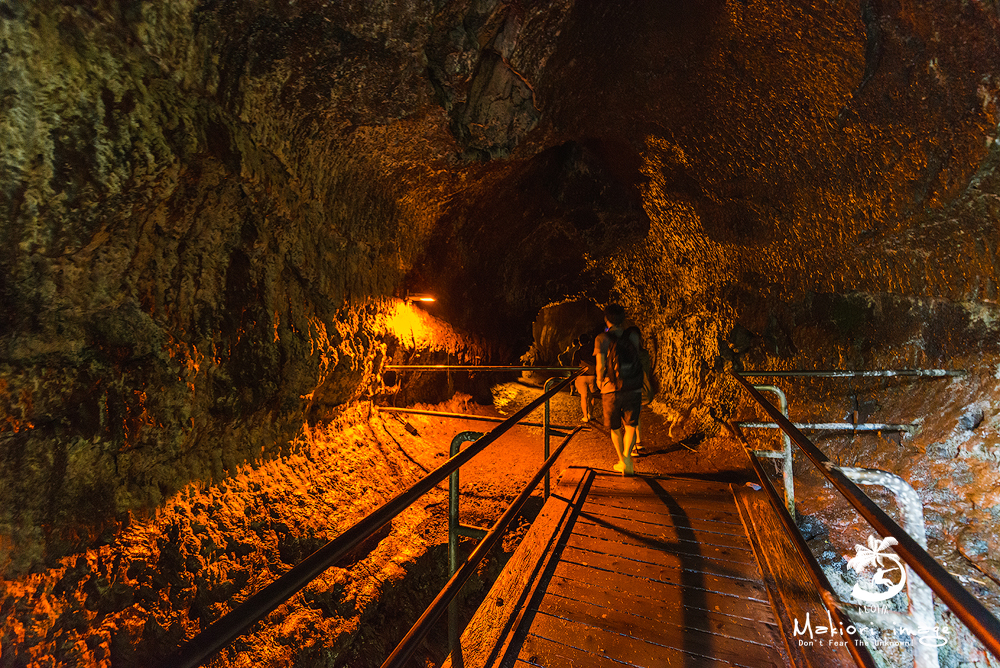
448, 431, 483, 662
542, 377, 561, 500
752, 385, 795, 521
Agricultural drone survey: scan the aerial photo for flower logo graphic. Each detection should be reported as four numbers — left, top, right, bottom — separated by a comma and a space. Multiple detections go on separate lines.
847, 535, 907, 603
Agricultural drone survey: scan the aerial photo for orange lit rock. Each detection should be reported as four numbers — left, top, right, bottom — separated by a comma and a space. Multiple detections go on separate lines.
2, 0, 1000, 664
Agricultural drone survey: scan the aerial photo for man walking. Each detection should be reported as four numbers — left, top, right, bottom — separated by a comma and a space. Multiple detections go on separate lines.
594, 303, 644, 475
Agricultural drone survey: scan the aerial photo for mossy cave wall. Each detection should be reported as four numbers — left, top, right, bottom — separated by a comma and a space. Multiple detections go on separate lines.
3, 0, 1000, 662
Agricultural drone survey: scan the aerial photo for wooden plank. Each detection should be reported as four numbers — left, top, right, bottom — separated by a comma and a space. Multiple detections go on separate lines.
534, 589, 786, 668
581, 498, 749, 533
568, 520, 759, 568
552, 560, 778, 621
574, 508, 756, 550
733, 484, 861, 668
589, 474, 737, 495
587, 480, 744, 512
522, 613, 730, 667
441, 467, 593, 668
584, 489, 747, 521
513, 634, 613, 668
562, 537, 762, 591
523, 609, 781, 668
554, 546, 771, 602
542, 573, 782, 645
565, 524, 762, 583
587, 495, 740, 524
586, 479, 744, 506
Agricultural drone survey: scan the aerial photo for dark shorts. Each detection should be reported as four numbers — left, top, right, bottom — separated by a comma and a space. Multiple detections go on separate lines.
602, 389, 642, 430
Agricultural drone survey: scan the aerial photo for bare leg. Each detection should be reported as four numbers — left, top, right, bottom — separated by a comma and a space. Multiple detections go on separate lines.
623, 425, 637, 459
576, 376, 590, 420
612, 428, 634, 475
611, 428, 625, 462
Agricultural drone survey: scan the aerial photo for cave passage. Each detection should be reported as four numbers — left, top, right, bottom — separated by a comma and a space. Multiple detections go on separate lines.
2, 1, 1000, 666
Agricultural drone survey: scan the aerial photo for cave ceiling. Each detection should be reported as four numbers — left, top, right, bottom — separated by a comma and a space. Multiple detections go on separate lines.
1, 0, 1000, 574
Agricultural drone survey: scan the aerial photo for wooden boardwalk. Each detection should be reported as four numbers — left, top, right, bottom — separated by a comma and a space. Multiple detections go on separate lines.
446, 467, 859, 668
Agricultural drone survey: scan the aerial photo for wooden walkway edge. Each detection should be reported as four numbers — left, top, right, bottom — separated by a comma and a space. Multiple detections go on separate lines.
733, 485, 859, 668
444, 466, 594, 668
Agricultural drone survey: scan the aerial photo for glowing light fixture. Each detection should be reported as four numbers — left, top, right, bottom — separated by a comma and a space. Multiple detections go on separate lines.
405, 292, 436, 304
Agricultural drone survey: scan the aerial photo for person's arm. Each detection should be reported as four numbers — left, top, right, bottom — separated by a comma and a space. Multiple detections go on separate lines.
594, 335, 606, 387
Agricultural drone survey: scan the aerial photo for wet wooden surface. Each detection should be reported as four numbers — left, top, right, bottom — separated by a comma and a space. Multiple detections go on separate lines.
733, 485, 863, 668
447, 469, 809, 668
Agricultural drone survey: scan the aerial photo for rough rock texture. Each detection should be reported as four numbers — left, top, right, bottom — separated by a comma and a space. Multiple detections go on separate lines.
3, 0, 1000, 664
0, 404, 527, 667
0, 0, 502, 575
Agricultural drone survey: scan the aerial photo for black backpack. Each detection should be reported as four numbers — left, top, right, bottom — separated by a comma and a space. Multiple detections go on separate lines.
607, 330, 643, 391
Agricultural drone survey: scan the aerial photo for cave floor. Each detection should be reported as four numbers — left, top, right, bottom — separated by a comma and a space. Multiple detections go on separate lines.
391, 379, 756, 509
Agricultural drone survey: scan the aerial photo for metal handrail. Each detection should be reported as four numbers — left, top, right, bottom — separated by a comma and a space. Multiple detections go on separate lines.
378, 406, 575, 431
731, 371, 1000, 661
384, 424, 585, 668
386, 365, 577, 371
162, 372, 580, 668
738, 369, 965, 378
739, 420, 916, 434
734, 425, 878, 668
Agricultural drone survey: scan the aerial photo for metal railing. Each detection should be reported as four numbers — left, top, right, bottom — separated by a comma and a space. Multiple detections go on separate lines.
737, 381, 936, 665
379, 406, 575, 432
391, 421, 584, 667
162, 371, 581, 668
385, 365, 575, 371
738, 369, 966, 378
386, 363, 582, 663
731, 371, 1000, 665
735, 369, 953, 436
738, 420, 917, 434
736, 371, 958, 518
736, 428, 879, 668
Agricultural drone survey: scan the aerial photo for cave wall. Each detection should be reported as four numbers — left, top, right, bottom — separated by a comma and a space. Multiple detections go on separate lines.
0, 0, 539, 575
3, 1, 1000, 657
584, 0, 1000, 420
